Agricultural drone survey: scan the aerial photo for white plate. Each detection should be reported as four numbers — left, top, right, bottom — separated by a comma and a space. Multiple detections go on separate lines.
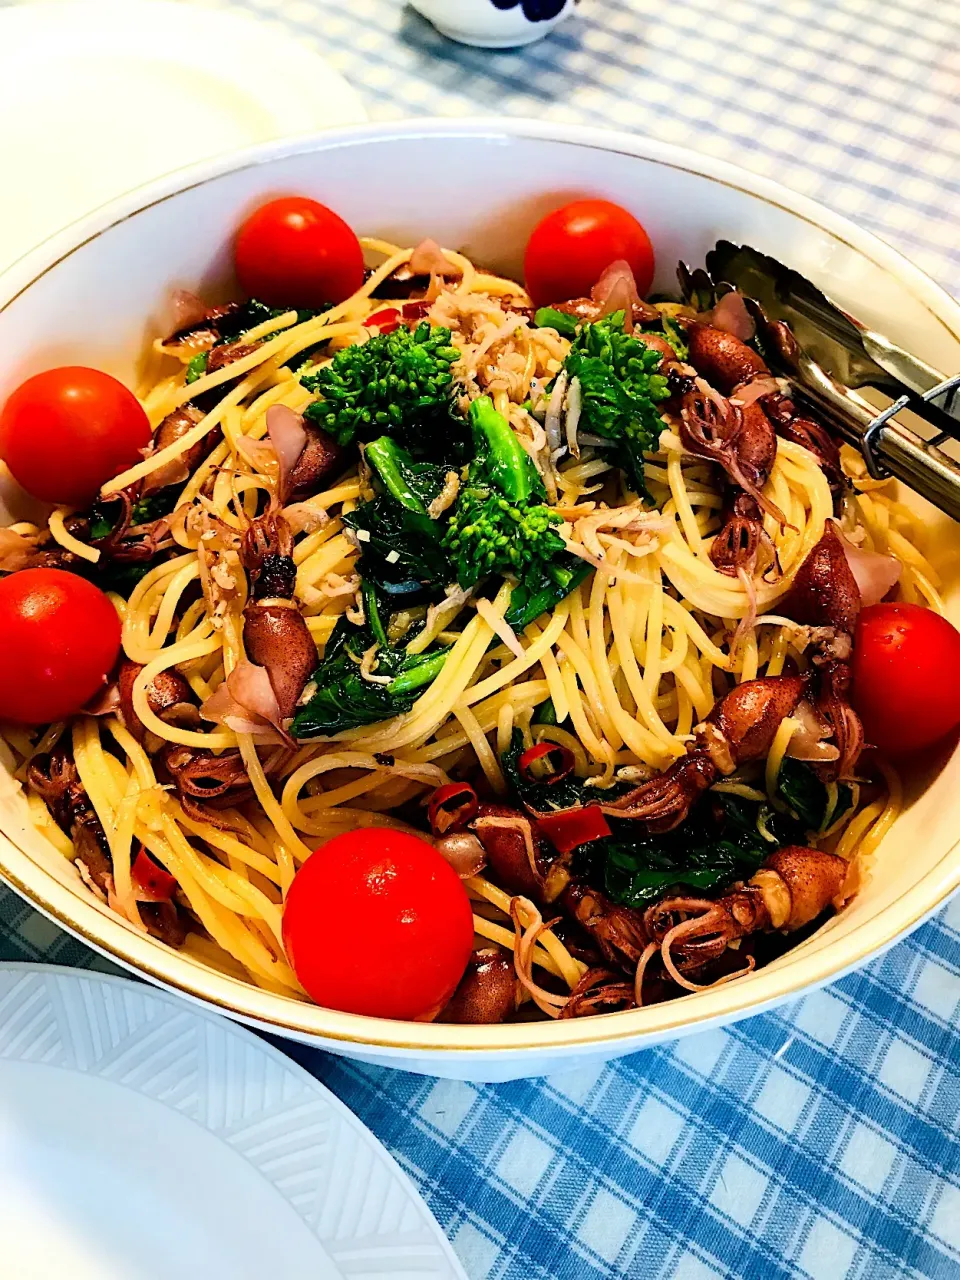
0, 963, 465, 1280
0, 0, 366, 272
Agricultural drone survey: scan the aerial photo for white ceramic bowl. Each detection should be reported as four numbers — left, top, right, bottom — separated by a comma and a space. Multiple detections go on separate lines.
408, 0, 575, 47
0, 120, 957, 1082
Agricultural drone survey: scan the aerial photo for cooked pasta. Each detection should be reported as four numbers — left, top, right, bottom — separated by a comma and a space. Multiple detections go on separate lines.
1, 213, 946, 1026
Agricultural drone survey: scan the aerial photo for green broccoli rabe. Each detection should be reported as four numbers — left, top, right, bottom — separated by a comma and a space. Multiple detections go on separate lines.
777, 757, 853, 833
291, 615, 449, 737
444, 488, 566, 591
581, 761, 851, 909
561, 310, 670, 498
442, 397, 569, 592
185, 352, 208, 384
502, 557, 591, 632
88, 489, 179, 542
467, 391, 542, 503
659, 315, 689, 362
347, 436, 456, 602
218, 299, 328, 342
300, 322, 463, 453
533, 307, 578, 338
364, 435, 450, 542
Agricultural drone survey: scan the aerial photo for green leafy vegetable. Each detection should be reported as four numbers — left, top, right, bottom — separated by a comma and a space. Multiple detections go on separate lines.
533, 698, 558, 726
364, 436, 450, 542
185, 352, 208, 384
344, 497, 453, 603
660, 315, 689, 361
592, 792, 773, 909
533, 307, 578, 338
93, 560, 156, 594
442, 397, 571, 592
301, 322, 463, 452
777, 758, 853, 833
561, 311, 670, 497
590, 763, 851, 910
502, 557, 591, 631
88, 489, 179, 542
88, 511, 114, 542
218, 299, 328, 342
291, 616, 449, 737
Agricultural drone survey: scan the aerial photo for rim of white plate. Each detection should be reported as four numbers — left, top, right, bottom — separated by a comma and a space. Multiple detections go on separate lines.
0, 961, 466, 1277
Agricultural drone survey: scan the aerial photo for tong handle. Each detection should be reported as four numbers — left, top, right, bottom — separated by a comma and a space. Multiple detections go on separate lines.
859, 329, 946, 400
794, 361, 960, 522
872, 419, 960, 522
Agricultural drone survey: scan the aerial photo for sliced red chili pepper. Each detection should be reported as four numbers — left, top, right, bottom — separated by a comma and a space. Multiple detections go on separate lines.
131, 846, 177, 902
364, 308, 401, 334
536, 806, 611, 854
427, 782, 479, 836
401, 300, 431, 321
518, 741, 575, 786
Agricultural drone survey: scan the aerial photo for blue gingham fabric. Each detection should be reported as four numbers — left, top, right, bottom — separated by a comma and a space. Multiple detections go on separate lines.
2, 1, 959, 1276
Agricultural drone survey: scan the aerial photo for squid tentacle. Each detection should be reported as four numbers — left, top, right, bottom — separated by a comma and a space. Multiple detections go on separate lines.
680, 387, 786, 525
559, 967, 636, 1019
644, 845, 850, 979
161, 744, 254, 821
710, 492, 782, 582
240, 511, 317, 722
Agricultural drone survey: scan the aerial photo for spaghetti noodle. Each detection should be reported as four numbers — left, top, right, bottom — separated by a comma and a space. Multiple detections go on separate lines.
1, 229, 939, 1022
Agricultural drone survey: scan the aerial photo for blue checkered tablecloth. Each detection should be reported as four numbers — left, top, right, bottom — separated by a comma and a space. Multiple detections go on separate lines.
2, 1, 959, 1276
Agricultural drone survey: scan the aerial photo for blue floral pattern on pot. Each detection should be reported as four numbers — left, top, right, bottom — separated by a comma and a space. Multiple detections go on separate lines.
490, 0, 567, 21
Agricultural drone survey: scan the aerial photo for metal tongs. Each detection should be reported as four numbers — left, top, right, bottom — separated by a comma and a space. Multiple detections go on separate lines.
680, 241, 960, 521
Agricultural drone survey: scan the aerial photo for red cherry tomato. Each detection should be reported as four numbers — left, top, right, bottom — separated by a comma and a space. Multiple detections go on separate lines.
0, 367, 150, 506
523, 199, 655, 306
234, 196, 365, 309
852, 602, 960, 755
282, 829, 474, 1020
0, 569, 121, 724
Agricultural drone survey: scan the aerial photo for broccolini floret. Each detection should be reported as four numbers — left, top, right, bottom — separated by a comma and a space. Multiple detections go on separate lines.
562, 310, 670, 496
442, 397, 569, 591
301, 322, 462, 451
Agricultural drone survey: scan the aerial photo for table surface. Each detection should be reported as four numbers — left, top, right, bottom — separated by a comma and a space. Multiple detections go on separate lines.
2, 1, 960, 1277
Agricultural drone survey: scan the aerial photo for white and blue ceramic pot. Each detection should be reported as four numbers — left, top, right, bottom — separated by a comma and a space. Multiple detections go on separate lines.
409, 0, 576, 48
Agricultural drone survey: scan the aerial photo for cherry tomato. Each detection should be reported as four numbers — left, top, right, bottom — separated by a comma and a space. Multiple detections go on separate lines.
234, 196, 365, 308
0, 569, 121, 724
523, 199, 655, 306
0, 367, 150, 506
852, 602, 960, 755
282, 829, 474, 1020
